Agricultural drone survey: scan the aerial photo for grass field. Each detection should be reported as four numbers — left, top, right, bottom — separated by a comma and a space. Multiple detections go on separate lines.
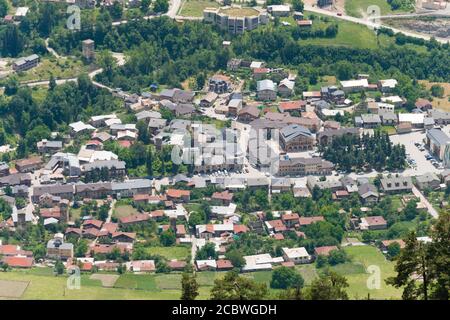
113, 204, 139, 219
179, 0, 219, 17
301, 13, 379, 49
340, 246, 402, 299
0, 246, 402, 299
144, 246, 191, 260
345, 0, 398, 18
16, 57, 88, 82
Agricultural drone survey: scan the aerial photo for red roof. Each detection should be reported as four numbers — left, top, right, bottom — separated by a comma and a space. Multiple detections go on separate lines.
119, 214, 150, 224
299, 216, 324, 226
118, 140, 132, 148
279, 100, 306, 112
0, 245, 32, 257
168, 260, 187, 270
176, 225, 186, 235
364, 216, 387, 226
65, 227, 82, 236
268, 219, 287, 232
233, 224, 248, 234
112, 232, 136, 240
253, 67, 269, 74
2, 256, 34, 268
150, 210, 164, 218
40, 207, 61, 219
83, 219, 103, 229
133, 194, 151, 201
212, 191, 234, 202
102, 222, 118, 234
273, 233, 285, 240
282, 213, 299, 221
314, 246, 338, 256
166, 189, 190, 199
216, 259, 233, 269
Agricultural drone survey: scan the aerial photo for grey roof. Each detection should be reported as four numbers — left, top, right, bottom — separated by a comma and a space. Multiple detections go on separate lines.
416, 172, 440, 183
271, 178, 291, 188
37, 140, 63, 148
175, 103, 196, 115
32, 184, 75, 197
136, 110, 161, 121
160, 99, 177, 110
378, 111, 397, 122
307, 176, 342, 190
47, 239, 74, 250
0, 162, 9, 171
257, 79, 276, 92
361, 114, 381, 124
428, 110, 450, 121
148, 118, 167, 128
358, 183, 379, 199
111, 179, 152, 191
317, 127, 359, 140
82, 160, 126, 172
280, 124, 313, 142
380, 176, 413, 191
426, 128, 450, 147
279, 156, 334, 169
314, 100, 331, 110
424, 117, 435, 126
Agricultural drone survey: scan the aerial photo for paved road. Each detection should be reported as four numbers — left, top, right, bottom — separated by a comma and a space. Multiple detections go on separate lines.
412, 186, 439, 219
304, 4, 449, 43
45, 38, 61, 59
106, 199, 116, 223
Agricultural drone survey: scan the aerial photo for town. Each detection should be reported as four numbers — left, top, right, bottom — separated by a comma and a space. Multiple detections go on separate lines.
0, 0, 449, 301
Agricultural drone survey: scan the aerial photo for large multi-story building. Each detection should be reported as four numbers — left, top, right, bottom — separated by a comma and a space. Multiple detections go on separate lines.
279, 124, 315, 152
277, 156, 334, 176
203, 6, 269, 34
13, 54, 40, 72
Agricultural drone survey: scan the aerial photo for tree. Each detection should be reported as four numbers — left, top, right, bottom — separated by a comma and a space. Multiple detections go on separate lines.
210, 271, 268, 300
54, 260, 65, 275
291, 0, 304, 12
146, 147, 154, 177
386, 232, 433, 300
109, 1, 123, 20
430, 84, 444, 98
196, 243, 217, 260
387, 242, 401, 259
153, 0, 169, 13
388, 210, 450, 300
306, 271, 349, 300
225, 249, 245, 268
316, 254, 328, 268
181, 272, 199, 300
140, 0, 152, 13
0, 0, 8, 18
160, 229, 176, 246
327, 249, 348, 265
270, 266, 305, 290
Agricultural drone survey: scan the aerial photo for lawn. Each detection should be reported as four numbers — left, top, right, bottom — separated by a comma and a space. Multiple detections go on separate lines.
0, 269, 182, 299
179, 0, 219, 17
340, 245, 402, 299
344, 0, 411, 18
144, 245, 191, 260
113, 204, 139, 219
16, 57, 88, 82
114, 274, 159, 291
301, 12, 379, 49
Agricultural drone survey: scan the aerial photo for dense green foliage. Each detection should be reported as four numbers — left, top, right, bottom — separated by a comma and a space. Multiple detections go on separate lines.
321, 131, 406, 172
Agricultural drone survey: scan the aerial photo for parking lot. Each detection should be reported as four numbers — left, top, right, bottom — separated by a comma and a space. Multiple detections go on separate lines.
390, 130, 441, 175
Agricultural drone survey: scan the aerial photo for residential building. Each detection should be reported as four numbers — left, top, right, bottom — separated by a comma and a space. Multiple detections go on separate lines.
82, 39, 95, 61
380, 176, 413, 194
15, 156, 43, 173
46, 234, 74, 260
415, 98, 432, 111
278, 78, 295, 97
209, 75, 231, 93
358, 183, 379, 204
37, 140, 63, 154
257, 79, 277, 101
317, 127, 359, 146
415, 172, 441, 190
282, 247, 311, 264
238, 105, 259, 123
378, 79, 398, 93
359, 216, 387, 230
